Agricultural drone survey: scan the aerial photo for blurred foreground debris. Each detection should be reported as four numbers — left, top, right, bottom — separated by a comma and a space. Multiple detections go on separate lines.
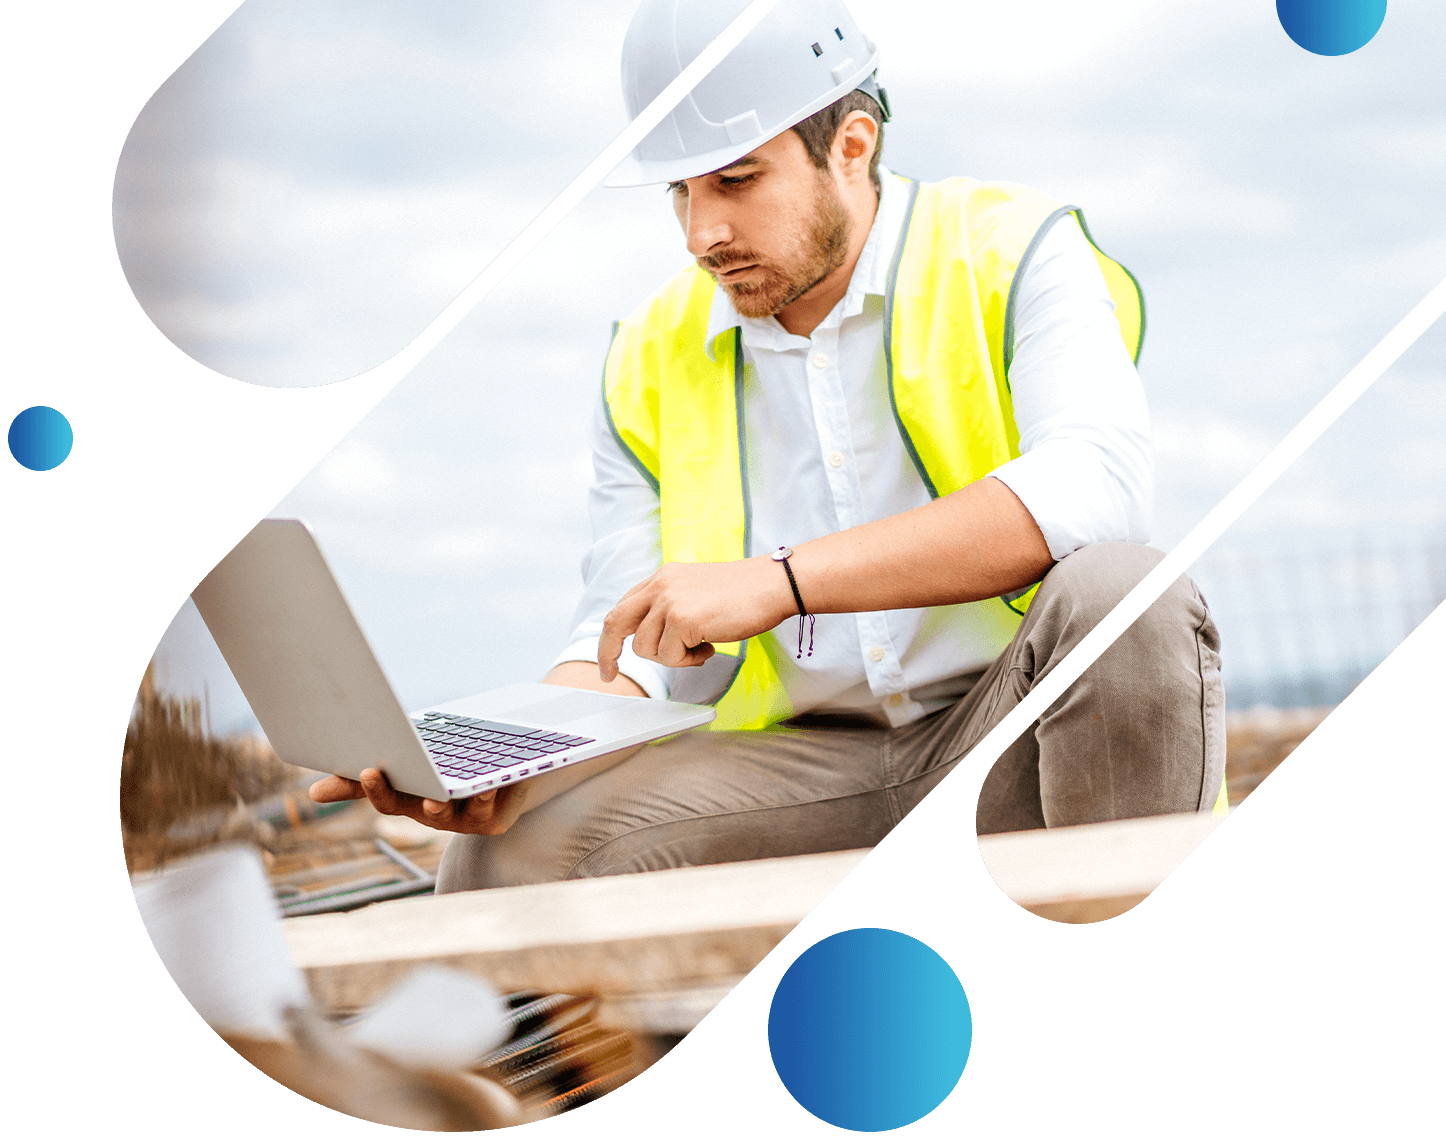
134, 844, 545, 1129
225, 1006, 529, 1131
267, 804, 444, 916
125, 672, 645, 1124
122, 665, 294, 871
226, 987, 648, 1125
284, 849, 869, 1033
122, 667, 445, 905
279, 839, 820, 1077
475, 992, 642, 1115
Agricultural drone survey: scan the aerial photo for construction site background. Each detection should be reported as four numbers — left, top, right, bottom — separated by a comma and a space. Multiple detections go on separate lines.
1193, 530, 1444, 710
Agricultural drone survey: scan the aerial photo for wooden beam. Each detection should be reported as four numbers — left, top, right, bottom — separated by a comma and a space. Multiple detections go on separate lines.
977, 811, 1224, 919
284, 849, 867, 1015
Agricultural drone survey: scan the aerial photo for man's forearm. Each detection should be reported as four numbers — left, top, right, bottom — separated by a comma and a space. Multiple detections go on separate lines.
788, 476, 1055, 614
543, 660, 648, 697
599, 476, 1056, 680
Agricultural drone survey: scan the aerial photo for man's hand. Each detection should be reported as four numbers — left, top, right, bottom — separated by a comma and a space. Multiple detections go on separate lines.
307, 665, 651, 836
598, 556, 795, 682
308, 768, 531, 836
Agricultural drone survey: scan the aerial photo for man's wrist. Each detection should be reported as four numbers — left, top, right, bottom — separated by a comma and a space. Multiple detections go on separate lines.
758, 552, 804, 627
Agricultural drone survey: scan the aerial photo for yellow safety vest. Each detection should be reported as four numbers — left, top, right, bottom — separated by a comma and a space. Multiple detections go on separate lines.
602, 174, 1144, 733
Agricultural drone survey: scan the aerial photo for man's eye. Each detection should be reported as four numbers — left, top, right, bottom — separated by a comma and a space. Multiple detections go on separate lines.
719, 174, 757, 188
667, 181, 688, 196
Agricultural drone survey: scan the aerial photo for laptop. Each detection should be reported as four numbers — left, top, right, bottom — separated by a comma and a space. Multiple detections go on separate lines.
190, 518, 716, 801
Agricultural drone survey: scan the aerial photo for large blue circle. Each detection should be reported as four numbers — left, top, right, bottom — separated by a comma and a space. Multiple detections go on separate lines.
8, 406, 73, 471
768, 928, 972, 1132
1277, 0, 1387, 56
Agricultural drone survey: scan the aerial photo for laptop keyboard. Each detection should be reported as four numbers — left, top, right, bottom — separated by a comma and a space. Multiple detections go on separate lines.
413, 713, 595, 786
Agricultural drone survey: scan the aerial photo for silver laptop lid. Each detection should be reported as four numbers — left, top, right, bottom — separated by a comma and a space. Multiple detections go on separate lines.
190, 518, 448, 799
192, 518, 718, 800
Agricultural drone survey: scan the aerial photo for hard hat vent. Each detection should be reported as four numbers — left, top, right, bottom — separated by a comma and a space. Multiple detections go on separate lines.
724, 111, 763, 144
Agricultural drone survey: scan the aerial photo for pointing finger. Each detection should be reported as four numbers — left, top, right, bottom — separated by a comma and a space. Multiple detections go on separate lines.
598, 595, 647, 681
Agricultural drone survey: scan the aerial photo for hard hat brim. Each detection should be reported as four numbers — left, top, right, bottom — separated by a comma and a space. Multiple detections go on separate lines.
603, 51, 881, 189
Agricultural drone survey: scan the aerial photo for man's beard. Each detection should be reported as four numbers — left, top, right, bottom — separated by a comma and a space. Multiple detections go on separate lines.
701, 175, 851, 319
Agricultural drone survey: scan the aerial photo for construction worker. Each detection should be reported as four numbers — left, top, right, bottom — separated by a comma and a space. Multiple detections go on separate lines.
313, 0, 1226, 887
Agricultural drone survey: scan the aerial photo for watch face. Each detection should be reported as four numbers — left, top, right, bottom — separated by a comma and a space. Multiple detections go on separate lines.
772, 547, 793, 561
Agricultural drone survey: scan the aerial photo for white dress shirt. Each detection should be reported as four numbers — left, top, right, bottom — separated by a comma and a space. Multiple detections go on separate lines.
552, 168, 1153, 726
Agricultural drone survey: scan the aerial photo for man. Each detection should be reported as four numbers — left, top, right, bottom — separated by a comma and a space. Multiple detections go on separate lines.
311, 0, 1225, 888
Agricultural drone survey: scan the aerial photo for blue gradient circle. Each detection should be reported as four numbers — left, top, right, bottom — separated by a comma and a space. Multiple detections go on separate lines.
768, 928, 971, 1131
8, 406, 73, 471
1277, 0, 1386, 56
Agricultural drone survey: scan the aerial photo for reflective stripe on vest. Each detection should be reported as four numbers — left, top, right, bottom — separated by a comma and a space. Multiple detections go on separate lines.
603, 175, 1144, 731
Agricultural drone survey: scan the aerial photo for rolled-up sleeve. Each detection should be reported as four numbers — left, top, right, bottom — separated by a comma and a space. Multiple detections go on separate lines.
988, 215, 1155, 560
548, 392, 672, 699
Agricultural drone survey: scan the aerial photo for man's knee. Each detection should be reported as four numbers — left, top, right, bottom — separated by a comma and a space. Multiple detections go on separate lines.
436, 829, 565, 892
1039, 542, 1214, 643
434, 738, 728, 891
1037, 542, 1166, 626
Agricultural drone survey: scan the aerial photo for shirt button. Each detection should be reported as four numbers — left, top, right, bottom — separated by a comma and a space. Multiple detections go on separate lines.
828, 451, 845, 468
868, 646, 885, 662
886, 693, 905, 707
812, 353, 828, 369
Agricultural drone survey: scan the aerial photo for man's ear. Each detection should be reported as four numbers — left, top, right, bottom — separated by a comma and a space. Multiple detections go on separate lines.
834, 110, 878, 181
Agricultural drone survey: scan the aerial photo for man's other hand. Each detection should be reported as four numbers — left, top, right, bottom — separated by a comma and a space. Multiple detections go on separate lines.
598, 557, 794, 682
307, 663, 649, 837
308, 768, 529, 836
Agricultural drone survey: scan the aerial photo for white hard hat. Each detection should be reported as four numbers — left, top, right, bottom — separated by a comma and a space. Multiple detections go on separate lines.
607, 0, 885, 188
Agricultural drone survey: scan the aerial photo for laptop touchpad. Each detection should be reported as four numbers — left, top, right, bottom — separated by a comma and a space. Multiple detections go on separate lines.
508, 690, 630, 725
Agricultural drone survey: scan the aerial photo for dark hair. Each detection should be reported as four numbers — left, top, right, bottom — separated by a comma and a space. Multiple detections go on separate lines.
789, 90, 885, 194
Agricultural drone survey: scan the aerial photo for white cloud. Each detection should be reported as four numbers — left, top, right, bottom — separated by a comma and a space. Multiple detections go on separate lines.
1152, 409, 1278, 488
850, 0, 1213, 92
309, 436, 405, 505
1065, 151, 1299, 241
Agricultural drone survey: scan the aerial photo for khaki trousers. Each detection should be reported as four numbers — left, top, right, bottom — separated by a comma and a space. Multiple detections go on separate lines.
437, 543, 1225, 892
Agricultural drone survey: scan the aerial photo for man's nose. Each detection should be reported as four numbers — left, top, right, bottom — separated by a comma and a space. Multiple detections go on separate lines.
684, 194, 732, 259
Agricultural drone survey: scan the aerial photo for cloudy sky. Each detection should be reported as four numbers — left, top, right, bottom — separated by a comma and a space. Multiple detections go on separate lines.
114, 0, 1446, 728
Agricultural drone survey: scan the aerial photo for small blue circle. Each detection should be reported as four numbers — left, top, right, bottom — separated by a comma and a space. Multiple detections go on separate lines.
1277, 0, 1386, 56
768, 928, 971, 1132
8, 406, 73, 471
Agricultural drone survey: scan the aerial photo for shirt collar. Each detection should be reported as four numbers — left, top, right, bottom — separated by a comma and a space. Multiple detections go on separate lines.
703, 164, 909, 359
